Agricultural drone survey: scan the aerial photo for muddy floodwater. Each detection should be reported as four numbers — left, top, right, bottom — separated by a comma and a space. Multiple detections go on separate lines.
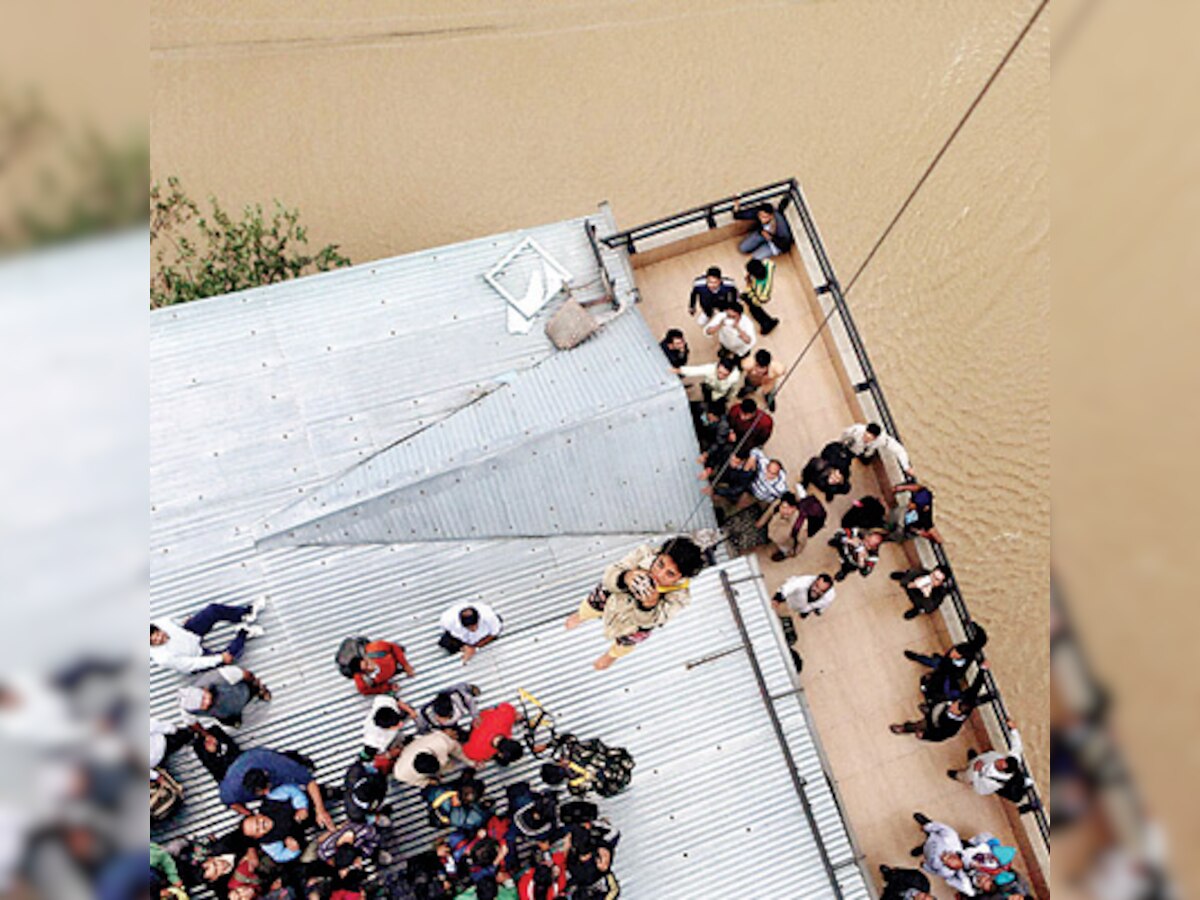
151, 0, 1049, 791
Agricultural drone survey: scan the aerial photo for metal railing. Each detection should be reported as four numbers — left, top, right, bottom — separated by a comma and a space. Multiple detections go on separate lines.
602, 178, 1051, 852
718, 569, 846, 900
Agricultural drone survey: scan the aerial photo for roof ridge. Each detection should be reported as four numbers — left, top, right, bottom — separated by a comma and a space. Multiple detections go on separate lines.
256, 372, 681, 548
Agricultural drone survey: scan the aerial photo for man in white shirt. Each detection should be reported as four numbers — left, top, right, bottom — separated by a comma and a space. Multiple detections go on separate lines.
948, 720, 1033, 808
150, 600, 267, 674
772, 573, 837, 619
362, 695, 416, 759
703, 301, 757, 358
840, 422, 914, 478
438, 601, 503, 663
674, 356, 743, 403
912, 814, 976, 897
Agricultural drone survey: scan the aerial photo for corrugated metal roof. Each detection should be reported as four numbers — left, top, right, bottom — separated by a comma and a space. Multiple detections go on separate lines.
258, 313, 706, 546
149, 213, 867, 898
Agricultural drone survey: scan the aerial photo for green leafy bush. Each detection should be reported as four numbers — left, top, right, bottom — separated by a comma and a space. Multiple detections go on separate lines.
150, 176, 350, 309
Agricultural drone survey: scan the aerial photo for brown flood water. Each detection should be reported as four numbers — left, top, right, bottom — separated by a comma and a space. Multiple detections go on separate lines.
151, 0, 1049, 791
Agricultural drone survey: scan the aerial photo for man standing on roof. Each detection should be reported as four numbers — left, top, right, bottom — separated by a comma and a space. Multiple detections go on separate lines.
438, 601, 504, 664
417, 682, 481, 739
563, 537, 705, 671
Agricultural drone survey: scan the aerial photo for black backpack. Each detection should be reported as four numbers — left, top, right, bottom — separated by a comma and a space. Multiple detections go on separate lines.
335, 636, 370, 678
556, 735, 636, 798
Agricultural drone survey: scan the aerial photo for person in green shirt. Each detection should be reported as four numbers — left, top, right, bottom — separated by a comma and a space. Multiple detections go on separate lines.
742, 257, 779, 334
455, 878, 518, 900
150, 843, 187, 897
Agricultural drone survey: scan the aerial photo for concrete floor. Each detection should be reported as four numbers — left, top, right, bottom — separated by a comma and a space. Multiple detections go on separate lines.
633, 237, 1042, 899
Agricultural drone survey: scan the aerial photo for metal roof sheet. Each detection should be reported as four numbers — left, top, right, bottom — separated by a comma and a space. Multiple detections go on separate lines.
258, 313, 707, 546
149, 213, 867, 898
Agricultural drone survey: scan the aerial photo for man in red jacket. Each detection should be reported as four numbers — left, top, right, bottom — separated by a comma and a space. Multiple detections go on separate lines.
348, 640, 416, 696
727, 398, 774, 451
462, 702, 525, 766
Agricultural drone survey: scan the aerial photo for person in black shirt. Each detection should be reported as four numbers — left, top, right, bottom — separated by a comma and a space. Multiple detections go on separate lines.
878, 864, 933, 900
659, 329, 689, 369
904, 624, 989, 704
687, 266, 738, 325
890, 668, 994, 742
890, 566, 952, 619
801, 442, 854, 501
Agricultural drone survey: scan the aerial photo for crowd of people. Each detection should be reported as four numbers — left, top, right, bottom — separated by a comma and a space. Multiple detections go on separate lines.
146, 208, 1041, 899
656, 208, 1037, 897
150, 596, 626, 900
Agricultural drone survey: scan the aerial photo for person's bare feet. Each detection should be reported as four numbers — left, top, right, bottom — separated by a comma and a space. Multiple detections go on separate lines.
593, 653, 616, 671
564, 612, 582, 630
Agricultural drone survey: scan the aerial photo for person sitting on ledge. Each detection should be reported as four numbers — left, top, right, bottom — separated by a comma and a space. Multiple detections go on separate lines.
841, 422, 915, 480
948, 718, 1036, 813
888, 481, 944, 545
890, 669, 994, 743
890, 565, 952, 619
733, 196, 794, 260
904, 623, 989, 706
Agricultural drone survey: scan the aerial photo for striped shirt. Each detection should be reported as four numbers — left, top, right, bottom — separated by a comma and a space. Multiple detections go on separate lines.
748, 448, 788, 502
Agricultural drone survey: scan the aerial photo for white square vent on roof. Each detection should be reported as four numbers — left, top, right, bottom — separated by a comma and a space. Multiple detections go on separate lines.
483, 236, 574, 334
